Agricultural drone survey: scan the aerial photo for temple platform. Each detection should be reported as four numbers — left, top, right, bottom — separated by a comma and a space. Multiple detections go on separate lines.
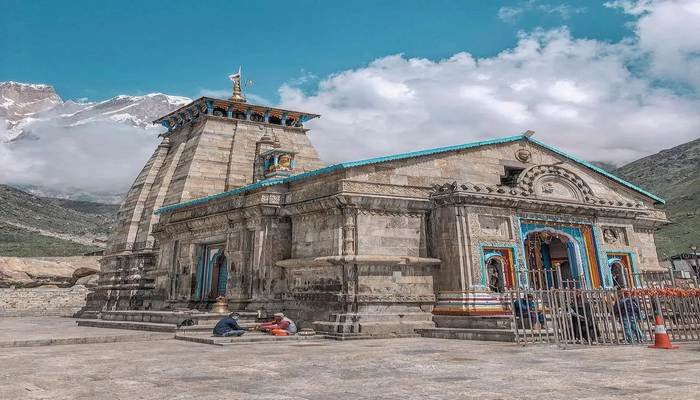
417, 315, 516, 342
76, 310, 259, 333
417, 315, 557, 342
174, 331, 324, 346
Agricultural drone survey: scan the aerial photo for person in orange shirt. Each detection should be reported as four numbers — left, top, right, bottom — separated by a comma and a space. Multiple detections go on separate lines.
256, 312, 297, 336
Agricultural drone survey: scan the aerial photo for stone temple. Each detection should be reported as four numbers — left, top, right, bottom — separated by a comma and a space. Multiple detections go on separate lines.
84, 72, 668, 337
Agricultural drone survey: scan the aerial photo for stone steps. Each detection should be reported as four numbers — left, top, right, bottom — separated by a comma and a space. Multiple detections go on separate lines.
417, 327, 516, 342
98, 310, 258, 325
0, 332, 172, 348
322, 332, 421, 341
416, 315, 520, 342
77, 319, 180, 332
432, 315, 514, 330
76, 319, 258, 333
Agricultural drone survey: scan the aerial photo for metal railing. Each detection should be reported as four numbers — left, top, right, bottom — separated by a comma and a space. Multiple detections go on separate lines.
632, 270, 699, 289
504, 268, 700, 348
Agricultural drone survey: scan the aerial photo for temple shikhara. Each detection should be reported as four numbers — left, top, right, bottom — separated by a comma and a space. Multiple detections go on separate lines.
83, 71, 668, 338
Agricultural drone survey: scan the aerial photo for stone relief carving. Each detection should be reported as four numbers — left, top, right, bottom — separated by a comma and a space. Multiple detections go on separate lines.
429, 165, 647, 217
535, 176, 581, 201
602, 226, 628, 245
514, 148, 532, 163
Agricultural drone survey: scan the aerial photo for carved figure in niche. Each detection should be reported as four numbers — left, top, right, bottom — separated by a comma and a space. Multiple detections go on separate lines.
603, 228, 619, 244
487, 257, 505, 293
278, 154, 292, 170
542, 182, 555, 194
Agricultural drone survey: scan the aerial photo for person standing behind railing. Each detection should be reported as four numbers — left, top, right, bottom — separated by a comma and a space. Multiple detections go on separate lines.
513, 294, 545, 329
613, 291, 645, 344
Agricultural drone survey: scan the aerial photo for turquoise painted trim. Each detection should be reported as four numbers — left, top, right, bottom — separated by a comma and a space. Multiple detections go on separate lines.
521, 223, 592, 288
156, 133, 664, 215
527, 138, 665, 204
478, 243, 520, 288
604, 250, 639, 287
157, 134, 524, 214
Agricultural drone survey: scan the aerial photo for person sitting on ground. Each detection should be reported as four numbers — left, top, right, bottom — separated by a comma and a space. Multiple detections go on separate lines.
256, 312, 297, 336
212, 312, 246, 337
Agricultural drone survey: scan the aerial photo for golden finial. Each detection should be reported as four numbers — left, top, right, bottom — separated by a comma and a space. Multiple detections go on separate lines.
228, 66, 246, 103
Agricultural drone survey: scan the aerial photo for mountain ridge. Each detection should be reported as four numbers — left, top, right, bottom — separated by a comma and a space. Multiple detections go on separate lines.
0, 184, 119, 257
1, 81, 190, 142
615, 138, 700, 258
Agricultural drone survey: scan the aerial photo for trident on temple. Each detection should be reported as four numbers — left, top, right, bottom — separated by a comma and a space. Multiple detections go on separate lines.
228, 66, 247, 103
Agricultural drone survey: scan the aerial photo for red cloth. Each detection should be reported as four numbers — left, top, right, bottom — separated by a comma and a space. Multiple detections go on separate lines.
270, 328, 288, 336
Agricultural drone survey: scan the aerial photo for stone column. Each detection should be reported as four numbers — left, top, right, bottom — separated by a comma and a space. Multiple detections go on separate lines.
341, 207, 358, 315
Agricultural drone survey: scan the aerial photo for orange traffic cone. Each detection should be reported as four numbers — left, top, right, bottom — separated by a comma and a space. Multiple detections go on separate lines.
648, 314, 678, 349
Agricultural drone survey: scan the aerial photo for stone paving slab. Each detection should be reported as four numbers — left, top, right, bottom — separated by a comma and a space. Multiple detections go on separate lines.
0, 317, 172, 348
1, 336, 698, 399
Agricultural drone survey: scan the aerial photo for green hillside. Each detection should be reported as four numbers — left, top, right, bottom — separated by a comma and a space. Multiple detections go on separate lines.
615, 138, 700, 258
0, 185, 119, 257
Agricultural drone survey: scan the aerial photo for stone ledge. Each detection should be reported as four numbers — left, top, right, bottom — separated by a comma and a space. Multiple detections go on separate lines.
418, 327, 516, 342
0, 333, 171, 348
174, 332, 324, 346
276, 255, 441, 268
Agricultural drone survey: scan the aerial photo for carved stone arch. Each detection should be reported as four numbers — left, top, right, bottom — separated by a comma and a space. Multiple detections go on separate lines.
517, 164, 597, 203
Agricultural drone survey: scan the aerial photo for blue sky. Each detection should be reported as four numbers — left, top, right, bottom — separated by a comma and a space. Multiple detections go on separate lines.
1, 0, 636, 102
1, 0, 699, 196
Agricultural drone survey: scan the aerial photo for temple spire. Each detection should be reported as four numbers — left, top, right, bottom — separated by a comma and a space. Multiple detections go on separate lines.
228, 66, 246, 103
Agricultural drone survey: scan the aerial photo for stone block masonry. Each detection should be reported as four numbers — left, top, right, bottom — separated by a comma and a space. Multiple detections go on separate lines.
0, 286, 90, 317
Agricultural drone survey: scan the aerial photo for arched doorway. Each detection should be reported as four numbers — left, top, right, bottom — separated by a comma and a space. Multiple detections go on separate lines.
524, 230, 580, 289
209, 251, 228, 299
610, 261, 628, 288
195, 244, 228, 301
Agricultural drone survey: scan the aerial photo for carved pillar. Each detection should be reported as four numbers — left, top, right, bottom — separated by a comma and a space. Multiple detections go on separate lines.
341, 207, 358, 314
342, 207, 357, 256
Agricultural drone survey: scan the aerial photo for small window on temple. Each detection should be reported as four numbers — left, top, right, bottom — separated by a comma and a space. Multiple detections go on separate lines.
500, 167, 524, 187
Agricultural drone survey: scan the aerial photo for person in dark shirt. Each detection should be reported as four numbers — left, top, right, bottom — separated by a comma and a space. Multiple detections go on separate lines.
512, 294, 545, 328
213, 312, 246, 337
613, 292, 645, 344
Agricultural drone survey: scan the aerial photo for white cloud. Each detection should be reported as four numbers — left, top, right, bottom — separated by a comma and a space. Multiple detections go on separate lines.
607, 0, 700, 91
280, 16, 700, 167
0, 118, 159, 198
2, 1, 697, 201
499, 1, 587, 23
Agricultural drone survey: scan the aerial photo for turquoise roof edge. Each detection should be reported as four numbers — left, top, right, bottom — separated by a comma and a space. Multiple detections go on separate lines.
156, 134, 523, 214
527, 137, 665, 204
156, 133, 664, 214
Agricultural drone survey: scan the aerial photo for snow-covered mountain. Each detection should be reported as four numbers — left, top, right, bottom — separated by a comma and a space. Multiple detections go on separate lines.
0, 81, 190, 142
0, 81, 191, 202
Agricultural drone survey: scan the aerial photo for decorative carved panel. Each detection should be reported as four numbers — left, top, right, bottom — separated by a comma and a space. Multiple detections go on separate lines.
477, 215, 512, 239
535, 177, 581, 201
601, 226, 629, 245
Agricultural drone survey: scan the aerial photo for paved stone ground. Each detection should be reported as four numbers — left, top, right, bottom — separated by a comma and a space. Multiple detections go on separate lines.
1, 329, 699, 400
0, 317, 170, 347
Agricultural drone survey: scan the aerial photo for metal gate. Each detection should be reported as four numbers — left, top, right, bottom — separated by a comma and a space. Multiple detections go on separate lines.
505, 269, 700, 348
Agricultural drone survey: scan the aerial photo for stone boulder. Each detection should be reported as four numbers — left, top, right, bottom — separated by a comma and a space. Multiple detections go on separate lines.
0, 256, 100, 288
75, 273, 99, 288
